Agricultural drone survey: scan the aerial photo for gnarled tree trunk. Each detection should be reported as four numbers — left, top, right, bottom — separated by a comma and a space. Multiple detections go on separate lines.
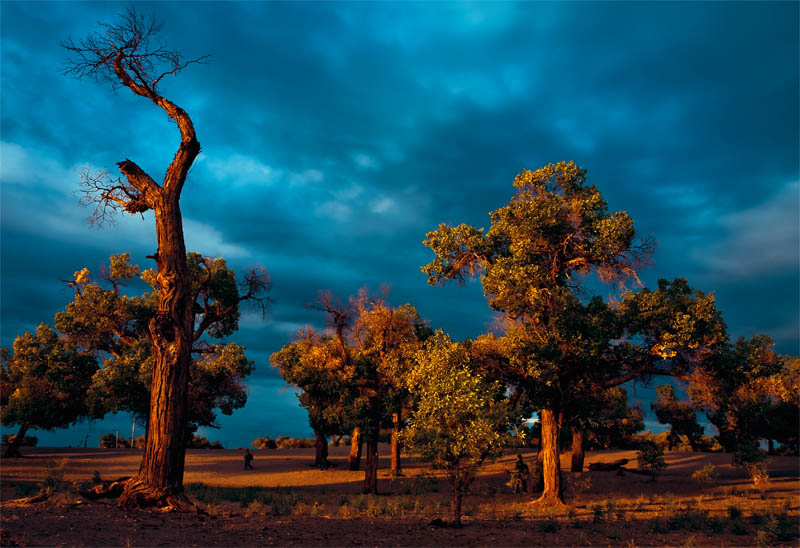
118, 194, 195, 510
570, 428, 585, 473
3, 424, 29, 458
390, 410, 402, 475
532, 407, 564, 506
348, 427, 363, 471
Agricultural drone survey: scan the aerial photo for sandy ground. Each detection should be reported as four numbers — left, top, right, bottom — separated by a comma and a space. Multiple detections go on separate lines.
1, 445, 798, 547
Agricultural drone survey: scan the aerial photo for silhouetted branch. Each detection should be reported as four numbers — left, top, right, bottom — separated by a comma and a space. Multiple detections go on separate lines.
62, 8, 209, 96
240, 266, 273, 319
77, 167, 149, 226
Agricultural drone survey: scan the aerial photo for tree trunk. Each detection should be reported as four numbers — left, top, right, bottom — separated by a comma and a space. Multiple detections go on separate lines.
349, 427, 363, 471
571, 428, 585, 473
364, 437, 379, 494
363, 413, 380, 494
768, 439, 775, 455
534, 446, 544, 492
314, 430, 328, 468
452, 489, 463, 527
117, 196, 194, 511
532, 407, 564, 506
3, 424, 29, 458
390, 410, 402, 475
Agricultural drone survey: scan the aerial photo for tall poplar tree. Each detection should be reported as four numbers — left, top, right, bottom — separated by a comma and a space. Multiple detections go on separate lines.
62, 11, 267, 509
422, 163, 726, 505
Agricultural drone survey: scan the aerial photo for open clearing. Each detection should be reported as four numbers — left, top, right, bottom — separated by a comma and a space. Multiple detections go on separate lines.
1, 445, 798, 547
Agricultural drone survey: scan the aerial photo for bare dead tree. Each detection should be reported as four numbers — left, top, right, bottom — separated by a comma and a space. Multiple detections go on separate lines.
63, 9, 212, 511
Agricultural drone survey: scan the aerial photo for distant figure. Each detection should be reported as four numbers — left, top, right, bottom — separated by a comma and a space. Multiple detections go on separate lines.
244, 449, 254, 470
512, 454, 529, 493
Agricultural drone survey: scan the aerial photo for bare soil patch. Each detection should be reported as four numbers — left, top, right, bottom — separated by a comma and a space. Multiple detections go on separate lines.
2, 446, 798, 546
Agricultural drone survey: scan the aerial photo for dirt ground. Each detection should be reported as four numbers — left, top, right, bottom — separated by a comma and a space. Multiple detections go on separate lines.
1, 445, 798, 547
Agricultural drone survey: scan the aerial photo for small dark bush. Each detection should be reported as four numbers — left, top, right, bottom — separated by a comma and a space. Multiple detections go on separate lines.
728, 505, 743, 520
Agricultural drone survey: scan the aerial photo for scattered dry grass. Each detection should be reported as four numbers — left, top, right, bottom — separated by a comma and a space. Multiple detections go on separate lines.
1, 445, 797, 546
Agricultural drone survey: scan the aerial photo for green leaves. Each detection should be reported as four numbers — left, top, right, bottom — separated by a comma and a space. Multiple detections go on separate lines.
1, 324, 98, 431
404, 331, 510, 474
55, 253, 258, 428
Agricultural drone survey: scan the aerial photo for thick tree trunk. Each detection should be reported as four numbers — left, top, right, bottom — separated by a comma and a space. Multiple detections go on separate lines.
348, 427, 363, 471
314, 430, 328, 468
534, 446, 544, 492
364, 437, 379, 494
570, 428, 585, 473
117, 197, 194, 511
768, 439, 775, 455
3, 424, 29, 458
532, 407, 564, 506
390, 410, 402, 475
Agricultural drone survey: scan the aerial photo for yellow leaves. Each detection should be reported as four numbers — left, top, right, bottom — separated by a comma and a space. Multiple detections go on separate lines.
651, 342, 677, 359
74, 268, 90, 284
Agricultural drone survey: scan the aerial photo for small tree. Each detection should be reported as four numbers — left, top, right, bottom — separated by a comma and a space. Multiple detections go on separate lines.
1, 324, 98, 457
404, 332, 512, 526
637, 439, 667, 481
651, 385, 704, 451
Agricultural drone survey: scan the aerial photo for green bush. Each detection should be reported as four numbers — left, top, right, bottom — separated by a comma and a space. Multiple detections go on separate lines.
691, 464, 719, 487
637, 440, 667, 480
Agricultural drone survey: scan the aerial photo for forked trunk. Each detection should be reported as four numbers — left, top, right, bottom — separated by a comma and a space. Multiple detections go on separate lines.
314, 430, 328, 468
3, 424, 29, 458
117, 199, 193, 511
390, 410, 402, 475
348, 427, 363, 471
570, 428, 585, 473
532, 407, 564, 506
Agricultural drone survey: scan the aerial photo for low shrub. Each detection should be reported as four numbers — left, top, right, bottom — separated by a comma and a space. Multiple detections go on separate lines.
691, 464, 719, 487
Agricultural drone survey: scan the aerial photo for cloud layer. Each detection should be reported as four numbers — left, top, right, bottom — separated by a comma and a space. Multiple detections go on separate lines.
1, 2, 797, 446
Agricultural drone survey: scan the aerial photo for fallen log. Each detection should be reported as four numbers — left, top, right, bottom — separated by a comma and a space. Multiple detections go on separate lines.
588, 458, 629, 471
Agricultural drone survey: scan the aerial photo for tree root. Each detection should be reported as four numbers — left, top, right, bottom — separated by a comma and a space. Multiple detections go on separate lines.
80, 477, 130, 500
528, 492, 566, 508
1, 492, 49, 506
115, 477, 195, 512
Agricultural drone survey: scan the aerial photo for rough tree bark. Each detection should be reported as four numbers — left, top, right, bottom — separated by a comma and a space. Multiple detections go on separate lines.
348, 426, 363, 471
2, 424, 29, 458
532, 407, 564, 506
570, 428, 585, 473
390, 410, 402, 475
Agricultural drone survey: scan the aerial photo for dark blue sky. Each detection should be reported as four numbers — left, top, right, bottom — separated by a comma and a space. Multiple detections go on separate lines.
1, 1, 797, 448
